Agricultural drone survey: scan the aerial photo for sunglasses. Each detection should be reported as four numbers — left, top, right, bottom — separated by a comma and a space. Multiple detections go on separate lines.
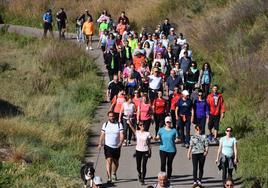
226, 129, 232, 132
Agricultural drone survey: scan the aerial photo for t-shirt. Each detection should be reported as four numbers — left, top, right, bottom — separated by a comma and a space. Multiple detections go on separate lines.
99, 22, 108, 31
148, 75, 162, 90
112, 95, 125, 113
108, 80, 124, 101
194, 99, 209, 118
135, 130, 151, 152
177, 98, 193, 116
220, 136, 237, 157
170, 94, 181, 110
101, 121, 123, 148
158, 128, 178, 153
153, 98, 167, 114
132, 98, 141, 112
139, 102, 151, 121
122, 102, 135, 119
190, 134, 208, 154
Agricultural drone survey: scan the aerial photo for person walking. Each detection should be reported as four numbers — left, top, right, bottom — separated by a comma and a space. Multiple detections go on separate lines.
152, 91, 168, 136
170, 87, 181, 129
137, 94, 153, 132
224, 178, 234, 188
110, 89, 125, 121
42, 9, 53, 38
56, 8, 67, 38
82, 16, 94, 50
154, 116, 179, 179
187, 125, 209, 186
198, 62, 212, 98
98, 111, 124, 184
176, 90, 194, 148
128, 119, 152, 185
216, 127, 238, 182
193, 89, 209, 135
119, 95, 135, 146
148, 68, 163, 102
206, 84, 225, 143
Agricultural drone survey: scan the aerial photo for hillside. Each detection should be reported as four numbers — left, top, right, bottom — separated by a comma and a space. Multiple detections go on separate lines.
0, 0, 268, 187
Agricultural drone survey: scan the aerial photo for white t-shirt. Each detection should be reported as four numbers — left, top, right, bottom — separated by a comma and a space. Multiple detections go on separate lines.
101, 121, 123, 148
149, 75, 162, 90
135, 131, 152, 152
123, 102, 135, 119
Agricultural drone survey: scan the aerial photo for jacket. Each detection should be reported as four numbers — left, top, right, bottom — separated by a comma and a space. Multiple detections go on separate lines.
206, 93, 225, 116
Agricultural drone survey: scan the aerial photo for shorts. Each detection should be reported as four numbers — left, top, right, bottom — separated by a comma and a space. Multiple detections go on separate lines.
208, 115, 220, 131
44, 22, 52, 31
104, 145, 121, 159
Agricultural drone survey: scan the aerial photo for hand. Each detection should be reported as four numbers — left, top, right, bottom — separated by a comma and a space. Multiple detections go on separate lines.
98, 144, 102, 150
176, 116, 179, 120
203, 151, 208, 156
234, 158, 238, 164
221, 113, 225, 120
215, 159, 219, 164
187, 154, 191, 160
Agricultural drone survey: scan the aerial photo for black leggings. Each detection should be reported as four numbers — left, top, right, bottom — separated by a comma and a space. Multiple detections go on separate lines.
154, 113, 165, 136
136, 150, 149, 179
192, 153, 206, 182
160, 150, 176, 179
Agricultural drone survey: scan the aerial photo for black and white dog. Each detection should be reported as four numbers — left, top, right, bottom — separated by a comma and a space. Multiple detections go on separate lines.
80, 162, 95, 188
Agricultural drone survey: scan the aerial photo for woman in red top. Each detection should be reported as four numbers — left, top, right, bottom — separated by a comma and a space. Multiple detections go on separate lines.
170, 87, 181, 128
153, 91, 167, 136
137, 94, 153, 131
109, 89, 126, 121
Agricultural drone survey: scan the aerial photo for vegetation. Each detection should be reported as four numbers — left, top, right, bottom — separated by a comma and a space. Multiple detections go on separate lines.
1, 0, 268, 187
0, 30, 103, 187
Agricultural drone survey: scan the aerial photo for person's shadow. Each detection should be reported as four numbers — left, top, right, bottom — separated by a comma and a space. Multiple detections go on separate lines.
0, 99, 24, 117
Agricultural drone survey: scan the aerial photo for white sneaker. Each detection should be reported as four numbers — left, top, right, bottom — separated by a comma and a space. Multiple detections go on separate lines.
86, 46, 89, 50
89, 46, 93, 50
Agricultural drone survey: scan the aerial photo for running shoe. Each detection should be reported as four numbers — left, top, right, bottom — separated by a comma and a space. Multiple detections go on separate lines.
185, 144, 189, 149
197, 180, 202, 185
89, 46, 93, 50
86, 46, 89, 50
112, 174, 118, 181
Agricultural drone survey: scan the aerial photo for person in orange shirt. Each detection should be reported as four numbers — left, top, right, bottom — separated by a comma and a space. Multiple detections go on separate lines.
110, 89, 126, 121
82, 17, 94, 50
206, 84, 225, 143
116, 19, 126, 36
170, 87, 181, 129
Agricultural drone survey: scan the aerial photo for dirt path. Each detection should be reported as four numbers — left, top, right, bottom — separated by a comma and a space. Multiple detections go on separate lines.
1, 24, 241, 188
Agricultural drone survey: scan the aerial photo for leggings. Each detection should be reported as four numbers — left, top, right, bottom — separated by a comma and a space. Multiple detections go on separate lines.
136, 150, 149, 179
154, 113, 165, 136
160, 150, 176, 179
192, 153, 206, 182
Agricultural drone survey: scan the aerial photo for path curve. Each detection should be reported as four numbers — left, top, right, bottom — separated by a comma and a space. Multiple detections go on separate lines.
0, 24, 238, 188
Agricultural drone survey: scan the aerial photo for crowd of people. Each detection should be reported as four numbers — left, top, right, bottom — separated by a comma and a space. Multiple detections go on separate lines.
42, 8, 238, 188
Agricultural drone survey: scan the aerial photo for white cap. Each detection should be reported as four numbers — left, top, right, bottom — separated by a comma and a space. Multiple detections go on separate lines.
165, 116, 172, 123
170, 28, 175, 31
93, 176, 103, 185
182, 90, 189, 96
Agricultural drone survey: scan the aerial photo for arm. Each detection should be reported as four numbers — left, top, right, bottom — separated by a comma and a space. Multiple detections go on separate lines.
234, 141, 238, 164
191, 107, 194, 123
128, 117, 136, 133
106, 89, 110, 102
118, 131, 124, 148
175, 106, 179, 120
187, 146, 192, 160
98, 131, 105, 150
137, 106, 140, 122
216, 141, 222, 163
118, 105, 124, 123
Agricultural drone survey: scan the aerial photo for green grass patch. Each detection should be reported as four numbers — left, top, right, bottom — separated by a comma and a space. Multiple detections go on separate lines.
0, 31, 103, 187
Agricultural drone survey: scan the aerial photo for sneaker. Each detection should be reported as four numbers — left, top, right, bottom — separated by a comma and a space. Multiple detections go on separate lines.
193, 182, 198, 185
140, 178, 145, 185
185, 144, 189, 149
138, 174, 141, 182
89, 46, 93, 50
112, 174, 118, 181
86, 46, 89, 50
208, 134, 213, 142
214, 138, 219, 144
123, 140, 127, 146
181, 143, 186, 147
107, 177, 112, 184
197, 180, 202, 185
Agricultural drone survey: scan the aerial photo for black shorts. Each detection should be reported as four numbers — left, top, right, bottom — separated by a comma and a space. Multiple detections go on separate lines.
104, 145, 121, 159
208, 115, 220, 131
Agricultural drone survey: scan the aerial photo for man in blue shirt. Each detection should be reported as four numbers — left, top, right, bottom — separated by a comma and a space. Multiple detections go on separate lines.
43, 9, 54, 38
166, 70, 183, 100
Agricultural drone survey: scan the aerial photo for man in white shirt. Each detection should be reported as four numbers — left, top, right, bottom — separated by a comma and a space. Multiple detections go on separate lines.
98, 111, 124, 184
148, 68, 163, 101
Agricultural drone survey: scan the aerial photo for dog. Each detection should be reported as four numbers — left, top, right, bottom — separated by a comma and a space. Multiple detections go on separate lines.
80, 162, 95, 188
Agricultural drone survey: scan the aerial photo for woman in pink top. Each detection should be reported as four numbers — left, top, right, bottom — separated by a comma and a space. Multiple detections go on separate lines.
128, 119, 152, 185
137, 93, 153, 131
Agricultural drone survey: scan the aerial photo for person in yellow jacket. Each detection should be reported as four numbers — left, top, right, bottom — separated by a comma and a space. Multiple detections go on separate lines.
82, 17, 94, 50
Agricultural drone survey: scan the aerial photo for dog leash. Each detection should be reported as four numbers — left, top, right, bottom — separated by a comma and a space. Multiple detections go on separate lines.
94, 147, 101, 170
